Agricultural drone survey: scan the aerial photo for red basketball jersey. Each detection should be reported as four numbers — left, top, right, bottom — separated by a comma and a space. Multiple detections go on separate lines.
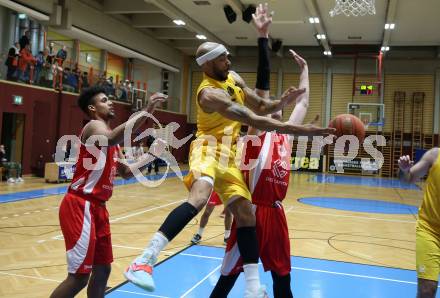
242, 131, 292, 204
68, 139, 119, 202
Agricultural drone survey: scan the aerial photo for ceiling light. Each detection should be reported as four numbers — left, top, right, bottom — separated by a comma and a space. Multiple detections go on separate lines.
323, 51, 332, 56
173, 19, 186, 26
18, 13, 26, 19
316, 34, 326, 40
381, 46, 390, 52
314, 17, 320, 23
309, 17, 315, 23
385, 23, 395, 30
196, 34, 207, 40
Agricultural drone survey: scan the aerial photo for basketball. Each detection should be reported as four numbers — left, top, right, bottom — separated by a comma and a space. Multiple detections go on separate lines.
329, 114, 366, 142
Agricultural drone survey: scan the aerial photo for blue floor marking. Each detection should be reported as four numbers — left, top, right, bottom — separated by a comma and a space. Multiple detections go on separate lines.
0, 171, 188, 203
106, 245, 437, 298
299, 197, 419, 214
310, 173, 419, 189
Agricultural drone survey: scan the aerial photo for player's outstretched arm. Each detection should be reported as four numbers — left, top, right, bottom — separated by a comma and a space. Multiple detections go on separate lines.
287, 50, 310, 125
198, 87, 334, 137
116, 139, 167, 179
230, 71, 305, 116
82, 92, 167, 145
398, 148, 438, 183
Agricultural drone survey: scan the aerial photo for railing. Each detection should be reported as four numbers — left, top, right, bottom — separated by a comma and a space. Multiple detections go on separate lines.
2, 51, 180, 112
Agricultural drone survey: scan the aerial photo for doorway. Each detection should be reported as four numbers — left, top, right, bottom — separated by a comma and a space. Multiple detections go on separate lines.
1, 112, 25, 164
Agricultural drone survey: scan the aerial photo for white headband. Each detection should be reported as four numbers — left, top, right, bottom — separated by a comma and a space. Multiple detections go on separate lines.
196, 44, 229, 66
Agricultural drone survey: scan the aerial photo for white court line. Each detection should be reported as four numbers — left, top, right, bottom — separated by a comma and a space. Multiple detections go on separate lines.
113, 244, 143, 250
180, 253, 222, 261
180, 265, 221, 298
0, 271, 61, 283
291, 209, 415, 223
114, 289, 170, 298
110, 199, 185, 223
43, 198, 186, 242
291, 266, 416, 285
174, 252, 421, 286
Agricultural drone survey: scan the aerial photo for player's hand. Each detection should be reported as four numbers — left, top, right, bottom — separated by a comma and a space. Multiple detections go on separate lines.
280, 86, 306, 108
252, 3, 273, 38
289, 50, 307, 70
398, 155, 413, 172
145, 92, 168, 113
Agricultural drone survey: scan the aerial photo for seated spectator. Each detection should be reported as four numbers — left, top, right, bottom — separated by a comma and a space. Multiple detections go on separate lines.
0, 144, 23, 183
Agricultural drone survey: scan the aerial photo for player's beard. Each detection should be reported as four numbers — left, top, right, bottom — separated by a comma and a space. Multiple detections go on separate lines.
213, 66, 229, 81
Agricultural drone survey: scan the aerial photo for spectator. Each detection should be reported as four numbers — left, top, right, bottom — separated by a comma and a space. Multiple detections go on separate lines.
104, 76, 115, 96
38, 48, 51, 87
146, 134, 160, 175
34, 50, 45, 84
134, 141, 145, 160
12, 42, 20, 55
0, 144, 24, 183
81, 71, 89, 89
47, 42, 56, 65
19, 30, 30, 50
17, 44, 36, 83
116, 80, 128, 101
56, 45, 67, 66
62, 68, 76, 92
5, 47, 18, 81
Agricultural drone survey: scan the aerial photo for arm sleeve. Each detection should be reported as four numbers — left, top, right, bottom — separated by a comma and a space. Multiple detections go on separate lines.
255, 37, 270, 91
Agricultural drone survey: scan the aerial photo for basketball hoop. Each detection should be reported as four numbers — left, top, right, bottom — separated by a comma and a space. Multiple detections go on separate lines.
329, 0, 376, 17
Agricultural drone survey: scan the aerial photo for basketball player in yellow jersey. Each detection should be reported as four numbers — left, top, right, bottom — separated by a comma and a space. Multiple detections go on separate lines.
126, 40, 334, 297
399, 148, 440, 298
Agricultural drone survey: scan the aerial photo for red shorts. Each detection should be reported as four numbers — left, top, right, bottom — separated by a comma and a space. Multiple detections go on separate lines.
59, 193, 113, 274
207, 191, 222, 206
221, 204, 291, 276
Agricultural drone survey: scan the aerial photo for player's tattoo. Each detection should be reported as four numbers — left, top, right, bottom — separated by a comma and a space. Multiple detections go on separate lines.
229, 104, 251, 119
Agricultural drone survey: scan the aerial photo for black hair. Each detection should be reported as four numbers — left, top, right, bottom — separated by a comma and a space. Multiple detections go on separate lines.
77, 86, 107, 114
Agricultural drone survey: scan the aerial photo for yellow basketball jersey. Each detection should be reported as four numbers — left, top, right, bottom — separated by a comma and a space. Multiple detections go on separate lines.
418, 149, 440, 231
195, 73, 245, 142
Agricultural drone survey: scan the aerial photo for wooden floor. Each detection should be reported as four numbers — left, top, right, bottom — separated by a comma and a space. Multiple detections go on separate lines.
0, 172, 422, 298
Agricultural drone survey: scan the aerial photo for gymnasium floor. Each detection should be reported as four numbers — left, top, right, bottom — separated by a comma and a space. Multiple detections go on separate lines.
0, 171, 433, 297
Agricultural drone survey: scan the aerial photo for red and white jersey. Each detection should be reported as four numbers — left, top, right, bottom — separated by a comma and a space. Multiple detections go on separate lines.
68, 139, 119, 202
242, 132, 291, 205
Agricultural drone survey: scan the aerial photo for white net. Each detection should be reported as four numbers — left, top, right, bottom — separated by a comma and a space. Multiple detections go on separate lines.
330, 0, 376, 17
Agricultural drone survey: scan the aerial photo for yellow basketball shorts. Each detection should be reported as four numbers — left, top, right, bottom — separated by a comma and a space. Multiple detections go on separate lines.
183, 140, 251, 206
416, 224, 440, 281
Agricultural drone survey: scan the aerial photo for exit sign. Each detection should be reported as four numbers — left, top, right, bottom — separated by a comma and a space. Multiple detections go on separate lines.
13, 95, 23, 105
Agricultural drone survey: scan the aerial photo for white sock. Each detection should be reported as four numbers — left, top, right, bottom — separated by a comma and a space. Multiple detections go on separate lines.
243, 263, 260, 293
142, 232, 169, 259
197, 227, 205, 236
224, 230, 231, 239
